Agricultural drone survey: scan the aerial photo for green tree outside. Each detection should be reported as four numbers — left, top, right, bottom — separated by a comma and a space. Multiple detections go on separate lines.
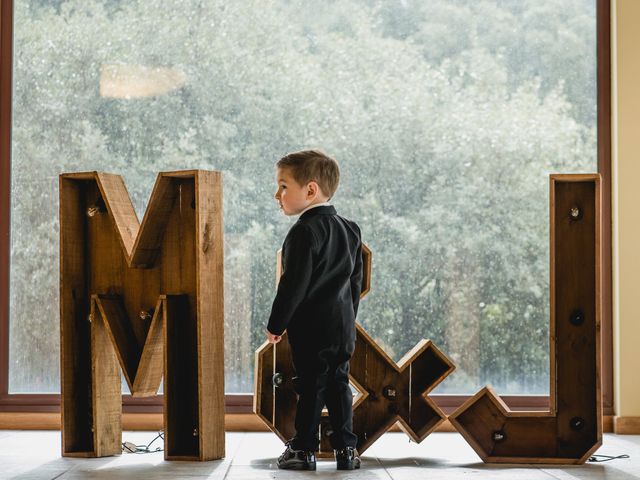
9, 0, 596, 394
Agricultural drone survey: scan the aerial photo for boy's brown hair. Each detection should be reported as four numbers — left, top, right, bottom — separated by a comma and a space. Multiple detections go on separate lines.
277, 149, 340, 199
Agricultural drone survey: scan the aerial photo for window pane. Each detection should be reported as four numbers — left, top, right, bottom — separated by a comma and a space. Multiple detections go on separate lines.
9, 0, 596, 394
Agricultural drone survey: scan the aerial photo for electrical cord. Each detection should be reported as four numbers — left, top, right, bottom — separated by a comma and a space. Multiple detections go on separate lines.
588, 454, 630, 462
122, 430, 164, 454
118, 430, 627, 462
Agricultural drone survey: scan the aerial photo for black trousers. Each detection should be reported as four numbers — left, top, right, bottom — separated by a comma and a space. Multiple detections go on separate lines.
288, 341, 358, 452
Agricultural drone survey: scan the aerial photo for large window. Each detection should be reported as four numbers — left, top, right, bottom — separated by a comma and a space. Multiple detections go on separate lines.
8, 0, 598, 396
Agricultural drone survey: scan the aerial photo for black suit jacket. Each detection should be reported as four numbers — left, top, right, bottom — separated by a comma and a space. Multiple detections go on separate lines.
267, 205, 363, 348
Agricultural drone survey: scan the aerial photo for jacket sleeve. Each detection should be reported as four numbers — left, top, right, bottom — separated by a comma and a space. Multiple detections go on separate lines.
267, 223, 316, 336
350, 228, 363, 318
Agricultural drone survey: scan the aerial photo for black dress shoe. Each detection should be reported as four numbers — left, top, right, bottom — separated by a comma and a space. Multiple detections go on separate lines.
335, 446, 361, 470
277, 443, 317, 470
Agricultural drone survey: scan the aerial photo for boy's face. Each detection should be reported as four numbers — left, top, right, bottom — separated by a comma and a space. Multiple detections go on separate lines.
274, 167, 317, 216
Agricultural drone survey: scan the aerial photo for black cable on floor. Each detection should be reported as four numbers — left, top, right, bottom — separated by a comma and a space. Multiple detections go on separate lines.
588, 454, 630, 462
122, 430, 164, 454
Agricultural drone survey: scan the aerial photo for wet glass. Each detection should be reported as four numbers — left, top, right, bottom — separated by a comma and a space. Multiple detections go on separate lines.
9, 0, 596, 394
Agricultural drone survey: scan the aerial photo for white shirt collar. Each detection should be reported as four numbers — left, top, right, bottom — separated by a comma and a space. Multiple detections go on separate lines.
299, 201, 332, 216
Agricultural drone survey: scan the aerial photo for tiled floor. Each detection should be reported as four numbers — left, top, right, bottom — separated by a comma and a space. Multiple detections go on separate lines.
0, 430, 638, 479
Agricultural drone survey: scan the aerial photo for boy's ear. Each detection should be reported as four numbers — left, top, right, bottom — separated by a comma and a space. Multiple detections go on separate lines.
306, 181, 319, 199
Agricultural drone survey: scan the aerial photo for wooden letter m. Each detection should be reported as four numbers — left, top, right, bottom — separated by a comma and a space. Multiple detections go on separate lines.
60, 171, 224, 461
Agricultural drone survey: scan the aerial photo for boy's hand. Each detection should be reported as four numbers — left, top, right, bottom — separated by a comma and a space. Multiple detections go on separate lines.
266, 330, 283, 344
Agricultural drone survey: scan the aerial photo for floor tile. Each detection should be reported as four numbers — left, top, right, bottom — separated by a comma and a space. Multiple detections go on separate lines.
0, 431, 637, 480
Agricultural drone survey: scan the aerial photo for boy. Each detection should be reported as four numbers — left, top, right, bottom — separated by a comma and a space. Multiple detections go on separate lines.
266, 150, 363, 471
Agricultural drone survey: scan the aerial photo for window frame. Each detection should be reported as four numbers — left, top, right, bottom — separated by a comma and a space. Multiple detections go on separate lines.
0, 0, 613, 416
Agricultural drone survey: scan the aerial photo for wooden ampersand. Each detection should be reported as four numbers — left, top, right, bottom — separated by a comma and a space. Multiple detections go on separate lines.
320, 323, 454, 454
60, 171, 224, 461
254, 244, 455, 456
449, 174, 602, 464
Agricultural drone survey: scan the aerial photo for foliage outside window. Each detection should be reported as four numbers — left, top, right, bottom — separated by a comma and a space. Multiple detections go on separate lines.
9, 0, 596, 394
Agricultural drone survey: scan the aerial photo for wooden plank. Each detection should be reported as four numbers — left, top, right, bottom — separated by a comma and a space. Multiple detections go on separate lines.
60, 172, 98, 180
60, 177, 93, 455
93, 295, 140, 393
160, 170, 201, 178
0, 413, 617, 433
90, 301, 122, 457
160, 176, 199, 461
554, 179, 600, 460
129, 175, 178, 268
614, 416, 640, 434
164, 294, 199, 460
95, 172, 140, 260
273, 334, 298, 444
194, 171, 225, 460
397, 341, 454, 441
131, 297, 165, 397
253, 341, 275, 432
361, 243, 372, 296
350, 326, 405, 453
